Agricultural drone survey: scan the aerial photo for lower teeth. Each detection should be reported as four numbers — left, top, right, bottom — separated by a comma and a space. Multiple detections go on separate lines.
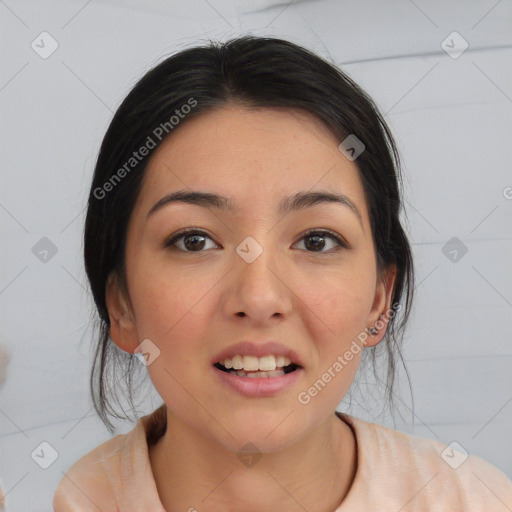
229, 369, 285, 378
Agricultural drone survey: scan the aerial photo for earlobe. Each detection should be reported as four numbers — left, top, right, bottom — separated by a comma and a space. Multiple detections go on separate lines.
105, 273, 139, 353
365, 265, 397, 348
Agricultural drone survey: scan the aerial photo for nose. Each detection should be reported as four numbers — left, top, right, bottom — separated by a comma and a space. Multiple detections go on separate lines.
222, 240, 293, 325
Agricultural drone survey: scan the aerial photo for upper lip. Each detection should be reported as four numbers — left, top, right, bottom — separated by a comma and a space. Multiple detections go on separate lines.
212, 341, 304, 367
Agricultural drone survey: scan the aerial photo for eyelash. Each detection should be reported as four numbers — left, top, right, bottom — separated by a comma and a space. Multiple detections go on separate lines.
164, 228, 348, 254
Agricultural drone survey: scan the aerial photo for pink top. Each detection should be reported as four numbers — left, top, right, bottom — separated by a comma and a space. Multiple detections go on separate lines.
53, 405, 512, 511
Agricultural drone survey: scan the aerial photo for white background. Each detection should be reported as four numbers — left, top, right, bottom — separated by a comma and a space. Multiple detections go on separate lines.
1, 0, 511, 510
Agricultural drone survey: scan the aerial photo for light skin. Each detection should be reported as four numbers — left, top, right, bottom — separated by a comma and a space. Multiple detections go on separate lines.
106, 105, 397, 511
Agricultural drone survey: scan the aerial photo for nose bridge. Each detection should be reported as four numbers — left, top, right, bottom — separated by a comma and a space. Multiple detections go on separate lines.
226, 232, 292, 321
236, 233, 280, 291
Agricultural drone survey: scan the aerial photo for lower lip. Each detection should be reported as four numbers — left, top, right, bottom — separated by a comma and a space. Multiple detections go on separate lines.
212, 365, 303, 397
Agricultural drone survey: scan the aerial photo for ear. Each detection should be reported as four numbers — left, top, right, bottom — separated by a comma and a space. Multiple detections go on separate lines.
105, 272, 139, 353
364, 264, 397, 348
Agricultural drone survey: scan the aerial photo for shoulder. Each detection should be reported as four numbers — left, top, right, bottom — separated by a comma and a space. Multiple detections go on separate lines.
53, 406, 167, 512
52, 430, 130, 511
341, 413, 512, 510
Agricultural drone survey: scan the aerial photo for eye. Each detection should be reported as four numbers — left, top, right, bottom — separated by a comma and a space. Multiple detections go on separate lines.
294, 229, 347, 254
164, 228, 347, 254
164, 228, 218, 252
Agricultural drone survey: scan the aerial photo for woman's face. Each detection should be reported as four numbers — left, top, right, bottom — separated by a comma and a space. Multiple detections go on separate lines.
107, 105, 396, 451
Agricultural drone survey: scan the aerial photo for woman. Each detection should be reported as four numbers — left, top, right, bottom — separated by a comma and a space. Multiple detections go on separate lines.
53, 35, 512, 511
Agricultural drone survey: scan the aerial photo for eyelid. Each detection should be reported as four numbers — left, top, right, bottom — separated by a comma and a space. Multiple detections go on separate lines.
164, 227, 348, 252
298, 228, 349, 249
164, 227, 219, 249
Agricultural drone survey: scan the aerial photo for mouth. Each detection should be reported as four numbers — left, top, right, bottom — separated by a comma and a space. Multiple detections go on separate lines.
213, 356, 301, 378
210, 342, 305, 396
211, 354, 304, 397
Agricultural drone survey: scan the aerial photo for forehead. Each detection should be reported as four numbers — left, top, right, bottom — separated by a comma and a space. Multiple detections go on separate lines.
136, 105, 368, 222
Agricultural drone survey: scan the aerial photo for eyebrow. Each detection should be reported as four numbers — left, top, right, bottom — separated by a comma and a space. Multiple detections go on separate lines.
146, 189, 363, 229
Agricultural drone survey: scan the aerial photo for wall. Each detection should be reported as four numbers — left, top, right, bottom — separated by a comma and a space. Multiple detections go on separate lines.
1, 0, 511, 509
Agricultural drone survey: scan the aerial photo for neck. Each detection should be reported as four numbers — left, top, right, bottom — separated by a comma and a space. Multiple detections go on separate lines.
149, 409, 357, 512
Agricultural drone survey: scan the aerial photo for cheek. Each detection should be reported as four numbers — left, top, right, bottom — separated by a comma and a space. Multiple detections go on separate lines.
293, 266, 374, 406
128, 258, 219, 342
134, 269, 214, 422
297, 266, 375, 343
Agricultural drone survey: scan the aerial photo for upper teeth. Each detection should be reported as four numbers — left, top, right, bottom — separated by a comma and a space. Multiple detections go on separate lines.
220, 355, 292, 371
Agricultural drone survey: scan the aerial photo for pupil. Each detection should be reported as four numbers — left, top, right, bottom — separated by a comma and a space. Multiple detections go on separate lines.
306, 235, 324, 251
185, 234, 205, 251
